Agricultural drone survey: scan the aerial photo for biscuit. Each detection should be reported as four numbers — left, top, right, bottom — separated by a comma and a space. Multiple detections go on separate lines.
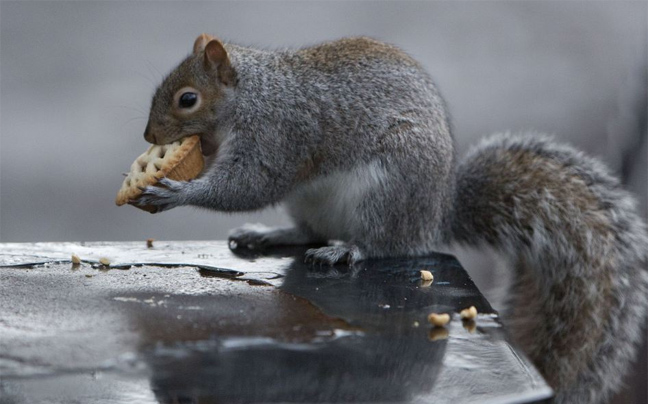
116, 135, 204, 212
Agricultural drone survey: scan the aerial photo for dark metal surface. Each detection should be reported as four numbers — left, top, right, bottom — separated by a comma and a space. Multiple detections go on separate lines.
0, 241, 552, 403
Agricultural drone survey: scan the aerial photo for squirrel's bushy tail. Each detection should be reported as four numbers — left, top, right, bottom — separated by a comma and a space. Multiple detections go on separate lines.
451, 133, 648, 403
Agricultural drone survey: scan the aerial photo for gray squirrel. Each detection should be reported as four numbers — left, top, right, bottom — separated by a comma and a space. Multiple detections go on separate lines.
135, 34, 648, 403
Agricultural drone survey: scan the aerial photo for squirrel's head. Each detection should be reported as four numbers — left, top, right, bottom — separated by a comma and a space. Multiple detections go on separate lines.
144, 34, 236, 155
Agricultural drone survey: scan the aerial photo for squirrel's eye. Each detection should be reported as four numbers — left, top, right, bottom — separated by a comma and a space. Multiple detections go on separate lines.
179, 92, 198, 108
173, 87, 201, 115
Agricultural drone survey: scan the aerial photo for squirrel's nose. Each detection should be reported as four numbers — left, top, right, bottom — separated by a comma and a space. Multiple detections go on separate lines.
143, 122, 157, 144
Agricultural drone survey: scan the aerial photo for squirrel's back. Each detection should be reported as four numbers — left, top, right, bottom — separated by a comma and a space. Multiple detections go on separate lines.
226, 37, 452, 171
295, 36, 422, 71
291, 37, 445, 119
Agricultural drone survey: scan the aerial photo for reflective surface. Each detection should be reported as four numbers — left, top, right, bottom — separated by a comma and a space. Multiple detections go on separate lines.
0, 242, 552, 403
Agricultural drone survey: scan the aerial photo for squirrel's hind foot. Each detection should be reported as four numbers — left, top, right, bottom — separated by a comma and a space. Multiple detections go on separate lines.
228, 223, 320, 250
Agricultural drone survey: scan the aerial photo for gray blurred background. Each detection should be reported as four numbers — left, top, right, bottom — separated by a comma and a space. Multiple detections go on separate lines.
1, 1, 647, 402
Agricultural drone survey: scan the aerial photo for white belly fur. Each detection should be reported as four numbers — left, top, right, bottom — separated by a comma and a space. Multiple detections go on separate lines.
285, 160, 388, 241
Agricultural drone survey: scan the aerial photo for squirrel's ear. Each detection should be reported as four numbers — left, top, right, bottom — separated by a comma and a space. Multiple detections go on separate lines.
204, 39, 236, 86
193, 33, 215, 55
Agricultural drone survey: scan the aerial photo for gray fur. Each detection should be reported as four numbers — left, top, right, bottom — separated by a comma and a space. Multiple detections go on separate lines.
137, 37, 648, 403
453, 132, 648, 403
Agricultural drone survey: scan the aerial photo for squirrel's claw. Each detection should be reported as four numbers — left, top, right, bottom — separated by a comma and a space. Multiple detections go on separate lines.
156, 177, 176, 188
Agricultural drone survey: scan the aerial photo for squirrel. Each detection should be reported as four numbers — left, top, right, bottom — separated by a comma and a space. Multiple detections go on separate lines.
134, 34, 648, 403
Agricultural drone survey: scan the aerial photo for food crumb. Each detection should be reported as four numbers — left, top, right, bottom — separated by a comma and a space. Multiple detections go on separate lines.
413, 321, 420, 328
146, 238, 155, 248
85, 274, 93, 278
71, 254, 81, 265
420, 270, 434, 281
460, 306, 478, 320
99, 257, 111, 266
427, 312, 450, 327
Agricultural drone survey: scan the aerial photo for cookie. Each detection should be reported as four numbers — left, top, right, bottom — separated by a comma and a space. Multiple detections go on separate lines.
116, 135, 204, 212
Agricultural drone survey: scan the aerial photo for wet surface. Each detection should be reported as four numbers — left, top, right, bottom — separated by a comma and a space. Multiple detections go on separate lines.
0, 242, 552, 403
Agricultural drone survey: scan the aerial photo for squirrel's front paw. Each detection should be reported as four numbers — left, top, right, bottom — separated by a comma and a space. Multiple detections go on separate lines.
131, 177, 189, 213
304, 244, 364, 266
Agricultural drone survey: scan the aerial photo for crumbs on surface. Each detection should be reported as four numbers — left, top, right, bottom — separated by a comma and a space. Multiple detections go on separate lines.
460, 306, 478, 320
427, 312, 450, 327
420, 270, 434, 281
71, 254, 81, 265
99, 257, 111, 266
